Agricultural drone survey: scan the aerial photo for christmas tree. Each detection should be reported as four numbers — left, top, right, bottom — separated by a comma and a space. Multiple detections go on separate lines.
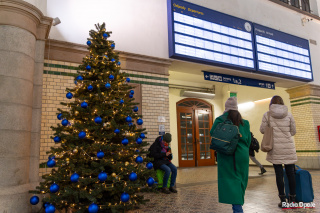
30, 23, 156, 213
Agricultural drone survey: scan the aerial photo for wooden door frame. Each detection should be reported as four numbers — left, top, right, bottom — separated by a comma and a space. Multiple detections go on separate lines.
176, 98, 214, 167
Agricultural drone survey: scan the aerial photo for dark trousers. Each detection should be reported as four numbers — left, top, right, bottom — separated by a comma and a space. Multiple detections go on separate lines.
159, 163, 177, 188
273, 164, 296, 196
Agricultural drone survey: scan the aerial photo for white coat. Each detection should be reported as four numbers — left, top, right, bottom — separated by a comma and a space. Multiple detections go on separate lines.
260, 104, 297, 165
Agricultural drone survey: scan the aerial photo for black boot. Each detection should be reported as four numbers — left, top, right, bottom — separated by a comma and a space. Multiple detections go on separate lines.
260, 167, 267, 175
289, 194, 296, 203
278, 195, 287, 208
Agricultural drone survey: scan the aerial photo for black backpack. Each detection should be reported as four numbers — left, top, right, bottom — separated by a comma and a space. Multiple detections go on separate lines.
250, 133, 260, 152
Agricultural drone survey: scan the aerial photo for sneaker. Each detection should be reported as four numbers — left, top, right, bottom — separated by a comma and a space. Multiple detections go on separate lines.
169, 187, 177, 193
160, 187, 170, 194
259, 167, 267, 175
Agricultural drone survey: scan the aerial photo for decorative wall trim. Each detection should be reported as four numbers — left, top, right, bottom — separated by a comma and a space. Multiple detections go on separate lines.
286, 84, 320, 99
45, 39, 173, 76
0, 0, 52, 40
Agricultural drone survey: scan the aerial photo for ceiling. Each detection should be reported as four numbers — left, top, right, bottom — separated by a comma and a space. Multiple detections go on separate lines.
168, 59, 310, 88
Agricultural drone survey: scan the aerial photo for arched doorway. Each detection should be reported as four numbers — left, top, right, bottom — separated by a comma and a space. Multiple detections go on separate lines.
176, 98, 215, 167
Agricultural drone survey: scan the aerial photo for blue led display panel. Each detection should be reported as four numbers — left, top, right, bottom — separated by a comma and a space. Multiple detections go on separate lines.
254, 24, 313, 81
168, 0, 256, 71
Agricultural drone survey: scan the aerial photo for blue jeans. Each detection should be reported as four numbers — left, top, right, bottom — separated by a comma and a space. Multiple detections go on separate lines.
159, 163, 177, 188
232, 204, 243, 213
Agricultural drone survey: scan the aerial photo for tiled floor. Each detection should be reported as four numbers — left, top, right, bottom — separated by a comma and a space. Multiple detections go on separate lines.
138, 166, 319, 213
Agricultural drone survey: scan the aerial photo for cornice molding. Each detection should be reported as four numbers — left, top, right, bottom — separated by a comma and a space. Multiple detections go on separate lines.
45, 39, 173, 76
286, 84, 320, 99
0, 0, 52, 40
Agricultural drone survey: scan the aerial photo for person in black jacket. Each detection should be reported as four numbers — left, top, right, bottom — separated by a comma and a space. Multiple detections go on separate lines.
149, 133, 177, 194
250, 132, 266, 175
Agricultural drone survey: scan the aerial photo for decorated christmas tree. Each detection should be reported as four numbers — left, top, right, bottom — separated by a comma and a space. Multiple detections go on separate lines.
30, 23, 156, 213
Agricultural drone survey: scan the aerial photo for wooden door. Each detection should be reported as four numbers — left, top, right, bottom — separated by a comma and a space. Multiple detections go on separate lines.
177, 99, 215, 167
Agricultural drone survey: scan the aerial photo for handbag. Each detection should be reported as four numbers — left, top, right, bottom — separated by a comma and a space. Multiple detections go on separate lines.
261, 112, 274, 152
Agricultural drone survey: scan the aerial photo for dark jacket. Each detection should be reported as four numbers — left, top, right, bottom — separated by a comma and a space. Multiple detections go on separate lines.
149, 136, 172, 170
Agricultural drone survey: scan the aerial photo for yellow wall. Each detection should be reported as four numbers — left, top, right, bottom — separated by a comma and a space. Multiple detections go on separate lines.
169, 71, 292, 167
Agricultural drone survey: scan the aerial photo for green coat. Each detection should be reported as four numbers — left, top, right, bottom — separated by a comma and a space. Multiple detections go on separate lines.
210, 112, 251, 205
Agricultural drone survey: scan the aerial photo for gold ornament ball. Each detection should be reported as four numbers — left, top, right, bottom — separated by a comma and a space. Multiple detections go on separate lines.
66, 160, 70, 164
111, 173, 117, 177
66, 158, 70, 161
74, 111, 79, 116
73, 149, 78, 153
125, 162, 129, 166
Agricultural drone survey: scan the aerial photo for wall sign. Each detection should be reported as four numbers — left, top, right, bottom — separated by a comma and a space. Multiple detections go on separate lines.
159, 125, 165, 135
203, 71, 275, 89
167, 0, 255, 71
253, 24, 313, 81
168, 0, 313, 82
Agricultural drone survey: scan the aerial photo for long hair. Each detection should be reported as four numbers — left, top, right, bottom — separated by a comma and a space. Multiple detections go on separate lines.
227, 110, 244, 126
270, 95, 284, 106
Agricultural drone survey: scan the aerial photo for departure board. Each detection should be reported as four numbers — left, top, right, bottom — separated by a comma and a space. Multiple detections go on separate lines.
254, 24, 313, 81
168, 0, 256, 71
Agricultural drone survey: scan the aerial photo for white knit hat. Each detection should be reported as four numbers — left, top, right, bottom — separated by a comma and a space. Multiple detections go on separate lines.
224, 97, 238, 113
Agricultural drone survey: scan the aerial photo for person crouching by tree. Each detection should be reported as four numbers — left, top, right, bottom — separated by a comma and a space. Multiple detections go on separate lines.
149, 133, 177, 194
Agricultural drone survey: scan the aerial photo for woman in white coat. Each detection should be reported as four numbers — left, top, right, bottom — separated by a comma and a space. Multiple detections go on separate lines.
260, 95, 297, 208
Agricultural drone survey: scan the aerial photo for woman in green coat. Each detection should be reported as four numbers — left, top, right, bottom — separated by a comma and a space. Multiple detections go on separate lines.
210, 97, 251, 213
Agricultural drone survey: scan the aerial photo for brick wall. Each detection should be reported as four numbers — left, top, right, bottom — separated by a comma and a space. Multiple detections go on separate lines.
39, 60, 169, 176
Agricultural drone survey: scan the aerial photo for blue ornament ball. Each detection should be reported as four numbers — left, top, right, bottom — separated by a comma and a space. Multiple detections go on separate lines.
111, 43, 115, 48
76, 75, 83, 81
81, 102, 88, 108
104, 55, 108, 59
109, 75, 114, 80
140, 133, 145, 139
97, 150, 105, 159
30, 195, 39, 205
88, 203, 99, 213
94, 116, 102, 124
47, 159, 56, 167
146, 162, 153, 170
98, 172, 108, 182
120, 192, 130, 203
43, 202, 50, 209
114, 129, 120, 134
103, 33, 108, 38
86, 65, 91, 70
126, 78, 130, 82
129, 172, 137, 181
117, 62, 121, 66
136, 137, 142, 144
135, 156, 143, 163
61, 119, 68, 126
133, 106, 138, 112
122, 138, 129, 145
111, 58, 115, 62
136, 119, 143, 125
119, 99, 124, 104
135, 149, 140, 153
45, 204, 55, 213
78, 131, 86, 139
128, 122, 133, 127
70, 173, 80, 183
147, 177, 155, 186
57, 113, 63, 120
130, 90, 134, 95
125, 116, 132, 122
53, 136, 61, 143
50, 183, 59, 193
48, 155, 55, 160
87, 85, 93, 91
105, 83, 111, 89
129, 94, 133, 98
66, 92, 73, 99
74, 80, 77, 85
87, 41, 92, 46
